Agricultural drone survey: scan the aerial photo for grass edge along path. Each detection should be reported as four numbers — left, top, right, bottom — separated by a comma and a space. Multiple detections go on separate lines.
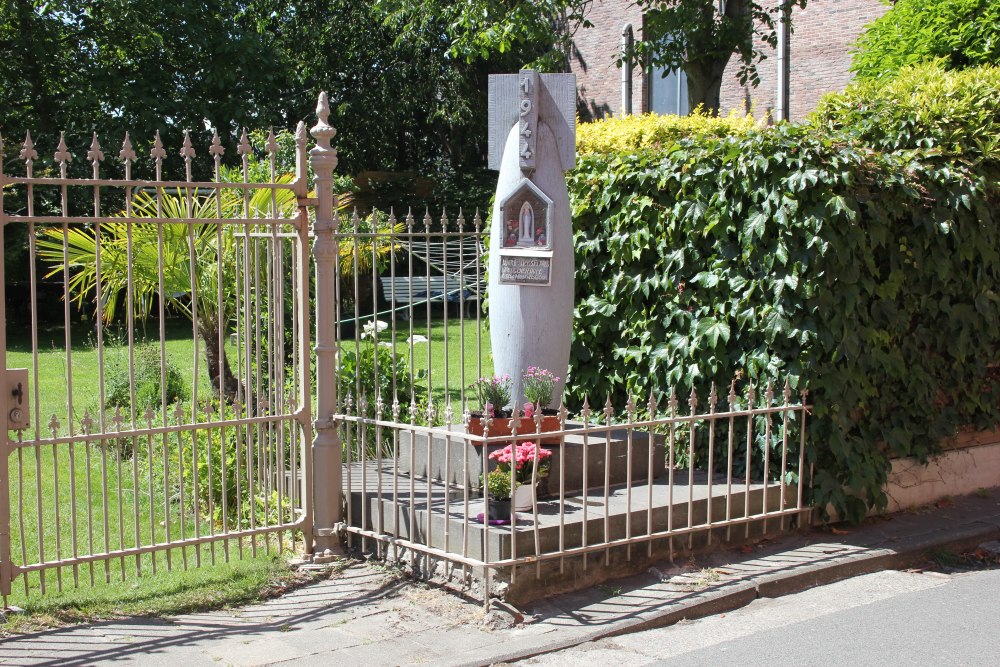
1, 553, 352, 636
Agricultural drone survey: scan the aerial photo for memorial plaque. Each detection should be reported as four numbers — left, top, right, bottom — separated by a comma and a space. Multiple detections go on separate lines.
499, 251, 553, 286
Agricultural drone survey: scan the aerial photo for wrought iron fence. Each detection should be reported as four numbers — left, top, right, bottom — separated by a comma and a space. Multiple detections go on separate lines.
0, 91, 815, 607
323, 200, 812, 600
0, 122, 313, 601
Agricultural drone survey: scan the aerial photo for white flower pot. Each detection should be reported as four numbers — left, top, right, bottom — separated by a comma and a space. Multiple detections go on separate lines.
513, 484, 534, 511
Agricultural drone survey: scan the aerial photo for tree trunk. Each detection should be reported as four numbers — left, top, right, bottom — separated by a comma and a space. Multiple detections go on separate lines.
198, 320, 242, 403
685, 57, 731, 115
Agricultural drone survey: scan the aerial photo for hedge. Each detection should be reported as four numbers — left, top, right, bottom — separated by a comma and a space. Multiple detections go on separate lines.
577, 109, 758, 156
813, 64, 1000, 159
566, 66, 1000, 522
851, 0, 1000, 81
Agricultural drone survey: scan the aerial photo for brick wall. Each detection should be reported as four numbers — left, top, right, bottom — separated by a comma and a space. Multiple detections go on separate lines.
571, 0, 646, 120
569, 0, 890, 122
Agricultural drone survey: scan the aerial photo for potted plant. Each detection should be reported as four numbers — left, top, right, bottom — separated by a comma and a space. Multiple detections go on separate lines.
522, 367, 563, 443
483, 468, 513, 521
489, 441, 552, 510
467, 374, 514, 437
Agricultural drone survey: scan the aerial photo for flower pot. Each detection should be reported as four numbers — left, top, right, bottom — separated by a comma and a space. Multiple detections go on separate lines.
467, 415, 514, 439
513, 483, 534, 511
467, 412, 563, 444
487, 497, 512, 521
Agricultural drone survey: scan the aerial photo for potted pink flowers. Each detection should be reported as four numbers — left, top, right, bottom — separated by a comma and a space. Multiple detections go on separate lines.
467, 374, 515, 438
467, 368, 564, 442
488, 441, 552, 511
522, 366, 563, 443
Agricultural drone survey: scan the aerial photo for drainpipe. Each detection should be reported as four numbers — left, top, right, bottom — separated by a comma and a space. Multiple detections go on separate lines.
775, 3, 791, 121
620, 24, 634, 116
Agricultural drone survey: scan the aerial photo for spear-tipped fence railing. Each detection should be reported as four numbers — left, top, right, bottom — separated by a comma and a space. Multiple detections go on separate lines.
0, 121, 314, 603
328, 203, 812, 600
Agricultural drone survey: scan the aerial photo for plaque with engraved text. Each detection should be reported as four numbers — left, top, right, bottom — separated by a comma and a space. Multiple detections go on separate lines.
499, 252, 553, 286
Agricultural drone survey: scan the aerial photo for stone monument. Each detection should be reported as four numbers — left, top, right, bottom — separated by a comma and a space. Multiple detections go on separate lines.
487, 70, 576, 405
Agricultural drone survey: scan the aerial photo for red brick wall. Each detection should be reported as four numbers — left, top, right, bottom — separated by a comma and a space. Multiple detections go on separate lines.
571, 0, 646, 120
569, 0, 890, 122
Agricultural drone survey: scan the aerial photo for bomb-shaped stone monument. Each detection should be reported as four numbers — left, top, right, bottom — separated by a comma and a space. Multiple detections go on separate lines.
487, 71, 576, 405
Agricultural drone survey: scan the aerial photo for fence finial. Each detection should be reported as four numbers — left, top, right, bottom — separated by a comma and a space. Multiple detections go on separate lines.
311, 91, 337, 149
87, 132, 104, 164
119, 132, 136, 163
150, 130, 167, 161
209, 130, 225, 158
266, 128, 279, 156
180, 130, 196, 160
54, 131, 72, 165
295, 120, 307, 148
19, 130, 38, 164
237, 128, 251, 157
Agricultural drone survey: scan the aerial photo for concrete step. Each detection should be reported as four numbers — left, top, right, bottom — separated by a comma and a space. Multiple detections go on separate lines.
396, 423, 665, 495
345, 462, 802, 602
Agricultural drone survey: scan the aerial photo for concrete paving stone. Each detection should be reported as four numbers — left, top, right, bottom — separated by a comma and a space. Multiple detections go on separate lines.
4, 489, 999, 667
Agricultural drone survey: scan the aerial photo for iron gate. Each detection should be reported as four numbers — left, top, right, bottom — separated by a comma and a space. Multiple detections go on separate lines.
0, 118, 315, 600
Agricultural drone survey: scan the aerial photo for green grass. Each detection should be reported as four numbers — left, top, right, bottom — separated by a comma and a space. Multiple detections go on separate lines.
2, 554, 336, 635
3, 314, 490, 628
339, 315, 494, 409
4, 318, 310, 627
6, 318, 234, 432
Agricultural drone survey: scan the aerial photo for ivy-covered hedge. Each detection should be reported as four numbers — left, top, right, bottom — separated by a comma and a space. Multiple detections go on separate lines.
567, 66, 1000, 522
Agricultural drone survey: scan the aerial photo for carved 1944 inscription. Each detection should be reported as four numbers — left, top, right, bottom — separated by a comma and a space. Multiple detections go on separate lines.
499, 254, 552, 286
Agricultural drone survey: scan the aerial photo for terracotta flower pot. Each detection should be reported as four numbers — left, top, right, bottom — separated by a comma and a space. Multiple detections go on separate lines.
467, 412, 563, 444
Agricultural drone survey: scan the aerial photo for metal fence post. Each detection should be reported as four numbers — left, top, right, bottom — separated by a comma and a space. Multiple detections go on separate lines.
309, 92, 345, 560
0, 138, 12, 599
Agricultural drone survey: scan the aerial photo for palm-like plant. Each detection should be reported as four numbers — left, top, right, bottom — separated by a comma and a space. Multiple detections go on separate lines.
37, 176, 296, 402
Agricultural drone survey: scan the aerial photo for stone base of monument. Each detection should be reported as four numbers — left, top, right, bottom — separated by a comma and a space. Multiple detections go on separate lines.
395, 422, 665, 495
345, 452, 798, 604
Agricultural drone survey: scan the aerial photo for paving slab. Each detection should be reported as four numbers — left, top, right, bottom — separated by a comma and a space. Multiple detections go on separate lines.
1, 488, 998, 667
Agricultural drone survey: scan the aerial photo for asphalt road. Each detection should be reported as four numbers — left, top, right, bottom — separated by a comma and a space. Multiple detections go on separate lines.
522, 568, 1000, 667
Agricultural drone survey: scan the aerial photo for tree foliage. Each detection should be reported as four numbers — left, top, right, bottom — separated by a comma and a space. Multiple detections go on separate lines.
0, 0, 549, 183
851, 0, 1000, 81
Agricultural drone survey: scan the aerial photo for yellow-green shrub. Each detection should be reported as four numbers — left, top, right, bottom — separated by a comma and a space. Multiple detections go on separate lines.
576, 109, 759, 156
812, 64, 1000, 160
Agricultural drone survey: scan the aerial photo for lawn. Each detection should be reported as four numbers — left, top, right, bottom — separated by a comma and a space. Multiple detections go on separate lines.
346, 312, 495, 409
4, 318, 302, 620
3, 314, 490, 626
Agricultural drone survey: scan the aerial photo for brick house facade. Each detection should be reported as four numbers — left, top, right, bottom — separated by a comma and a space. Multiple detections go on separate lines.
571, 0, 890, 121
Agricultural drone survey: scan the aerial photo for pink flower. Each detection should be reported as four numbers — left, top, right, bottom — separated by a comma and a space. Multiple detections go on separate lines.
523, 402, 535, 419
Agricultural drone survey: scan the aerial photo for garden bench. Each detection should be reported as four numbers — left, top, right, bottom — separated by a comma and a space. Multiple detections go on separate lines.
380, 237, 485, 318
380, 275, 481, 318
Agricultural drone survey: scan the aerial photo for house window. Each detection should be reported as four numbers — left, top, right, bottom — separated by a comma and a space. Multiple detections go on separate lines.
648, 64, 689, 116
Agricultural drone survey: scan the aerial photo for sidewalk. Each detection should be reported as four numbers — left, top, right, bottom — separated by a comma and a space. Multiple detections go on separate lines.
2, 489, 998, 667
